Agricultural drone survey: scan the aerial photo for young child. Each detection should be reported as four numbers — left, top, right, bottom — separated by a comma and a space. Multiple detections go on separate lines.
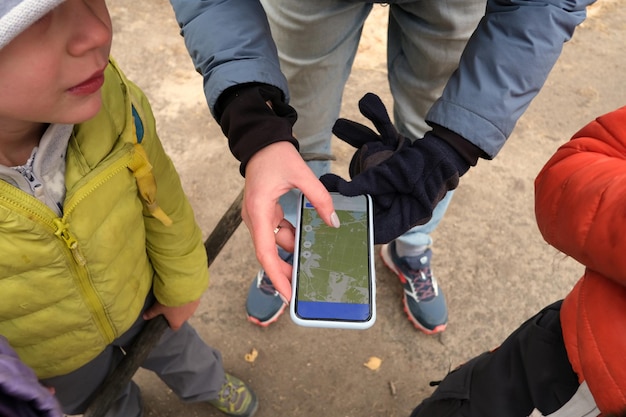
409, 106, 626, 416
0, 1, 257, 416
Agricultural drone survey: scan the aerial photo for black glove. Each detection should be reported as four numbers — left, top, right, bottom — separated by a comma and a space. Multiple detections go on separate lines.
320, 93, 480, 244
216, 83, 299, 176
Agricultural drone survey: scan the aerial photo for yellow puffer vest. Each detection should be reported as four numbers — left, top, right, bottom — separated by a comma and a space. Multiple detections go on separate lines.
0, 59, 208, 379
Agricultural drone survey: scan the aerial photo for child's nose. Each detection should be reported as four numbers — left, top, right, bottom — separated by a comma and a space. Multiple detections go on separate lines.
66, 0, 112, 57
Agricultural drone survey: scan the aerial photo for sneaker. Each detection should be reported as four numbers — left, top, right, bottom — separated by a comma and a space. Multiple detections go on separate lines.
209, 373, 258, 417
245, 248, 292, 327
380, 242, 448, 334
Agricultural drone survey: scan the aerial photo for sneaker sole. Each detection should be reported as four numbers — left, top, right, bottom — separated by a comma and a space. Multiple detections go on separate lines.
380, 244, 447, 335
240, 391, 259, 417
401, 297, 447, 335
246, 302, 287, 328
247, 400, 259, 417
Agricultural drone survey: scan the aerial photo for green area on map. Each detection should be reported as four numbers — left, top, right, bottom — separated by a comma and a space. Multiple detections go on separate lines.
297, 208, 369, 304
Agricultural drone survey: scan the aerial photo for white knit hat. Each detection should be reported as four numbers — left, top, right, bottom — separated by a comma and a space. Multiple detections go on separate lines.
0, 0, 65, 49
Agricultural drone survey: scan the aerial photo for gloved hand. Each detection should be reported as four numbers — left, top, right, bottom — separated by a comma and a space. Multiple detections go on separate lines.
0, 336, 62, 417
320, 93, 479, 244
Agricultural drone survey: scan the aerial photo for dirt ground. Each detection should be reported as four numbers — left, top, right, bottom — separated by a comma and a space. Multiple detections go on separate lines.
105, 1, 625, 416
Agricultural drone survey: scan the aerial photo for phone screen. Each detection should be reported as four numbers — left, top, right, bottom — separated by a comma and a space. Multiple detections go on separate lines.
294, 194, 373, 322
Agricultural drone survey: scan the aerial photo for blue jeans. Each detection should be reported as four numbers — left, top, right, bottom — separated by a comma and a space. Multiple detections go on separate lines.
262, 0, 484, 251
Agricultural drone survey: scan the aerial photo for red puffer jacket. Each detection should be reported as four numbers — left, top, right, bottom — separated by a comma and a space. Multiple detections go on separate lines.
535, 105, 626, 415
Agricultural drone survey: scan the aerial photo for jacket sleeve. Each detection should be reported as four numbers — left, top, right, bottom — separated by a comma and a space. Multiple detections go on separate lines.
0, 336, 63, 417
128, 81, 209, 307
534, 106, 626, 285
169, 0, 289, 119
426, 0, 592, 159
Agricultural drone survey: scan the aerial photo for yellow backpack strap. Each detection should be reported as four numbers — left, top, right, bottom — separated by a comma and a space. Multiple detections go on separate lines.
127, 105, 172, 226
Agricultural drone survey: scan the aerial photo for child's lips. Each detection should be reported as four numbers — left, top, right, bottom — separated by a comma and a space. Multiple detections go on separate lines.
68, 71, 105, 95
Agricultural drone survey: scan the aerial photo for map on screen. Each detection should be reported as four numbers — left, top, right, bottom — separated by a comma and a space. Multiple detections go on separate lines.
296, 202, 370, 304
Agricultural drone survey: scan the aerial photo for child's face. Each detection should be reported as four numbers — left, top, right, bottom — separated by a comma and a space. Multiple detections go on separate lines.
0, 0, 112, 127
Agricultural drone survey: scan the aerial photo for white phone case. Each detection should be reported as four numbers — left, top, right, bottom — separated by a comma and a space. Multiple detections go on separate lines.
290, 192, 376, 330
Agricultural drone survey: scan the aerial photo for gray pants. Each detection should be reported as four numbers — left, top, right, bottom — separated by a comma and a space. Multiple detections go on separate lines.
262, 0, 485, 250
42, 296, 224, 417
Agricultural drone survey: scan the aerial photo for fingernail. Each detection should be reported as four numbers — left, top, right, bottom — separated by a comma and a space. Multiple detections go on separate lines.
331, 212, 341, 228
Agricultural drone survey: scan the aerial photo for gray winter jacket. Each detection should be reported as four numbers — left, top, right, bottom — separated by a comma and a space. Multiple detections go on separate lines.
169, 0, 592, 159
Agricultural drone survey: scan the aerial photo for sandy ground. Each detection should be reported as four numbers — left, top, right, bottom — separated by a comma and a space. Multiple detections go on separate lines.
104, 1, 625, 416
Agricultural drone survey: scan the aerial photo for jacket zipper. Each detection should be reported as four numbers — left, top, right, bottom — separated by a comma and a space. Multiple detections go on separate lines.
0, 150, 134, 344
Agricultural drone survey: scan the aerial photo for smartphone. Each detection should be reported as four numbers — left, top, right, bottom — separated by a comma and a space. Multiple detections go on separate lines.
290, 192, 376, 330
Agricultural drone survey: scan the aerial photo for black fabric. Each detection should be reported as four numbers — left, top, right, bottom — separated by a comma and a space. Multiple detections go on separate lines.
410, 398, 463, 417
217, 83, 298, 176
411, 301, 579, 417
431, 123, 484, 166
319, 93, 472, 244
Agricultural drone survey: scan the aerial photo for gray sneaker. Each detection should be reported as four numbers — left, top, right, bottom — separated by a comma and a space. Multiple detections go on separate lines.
380, 241, 448, 334
245, 249, 291, 327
